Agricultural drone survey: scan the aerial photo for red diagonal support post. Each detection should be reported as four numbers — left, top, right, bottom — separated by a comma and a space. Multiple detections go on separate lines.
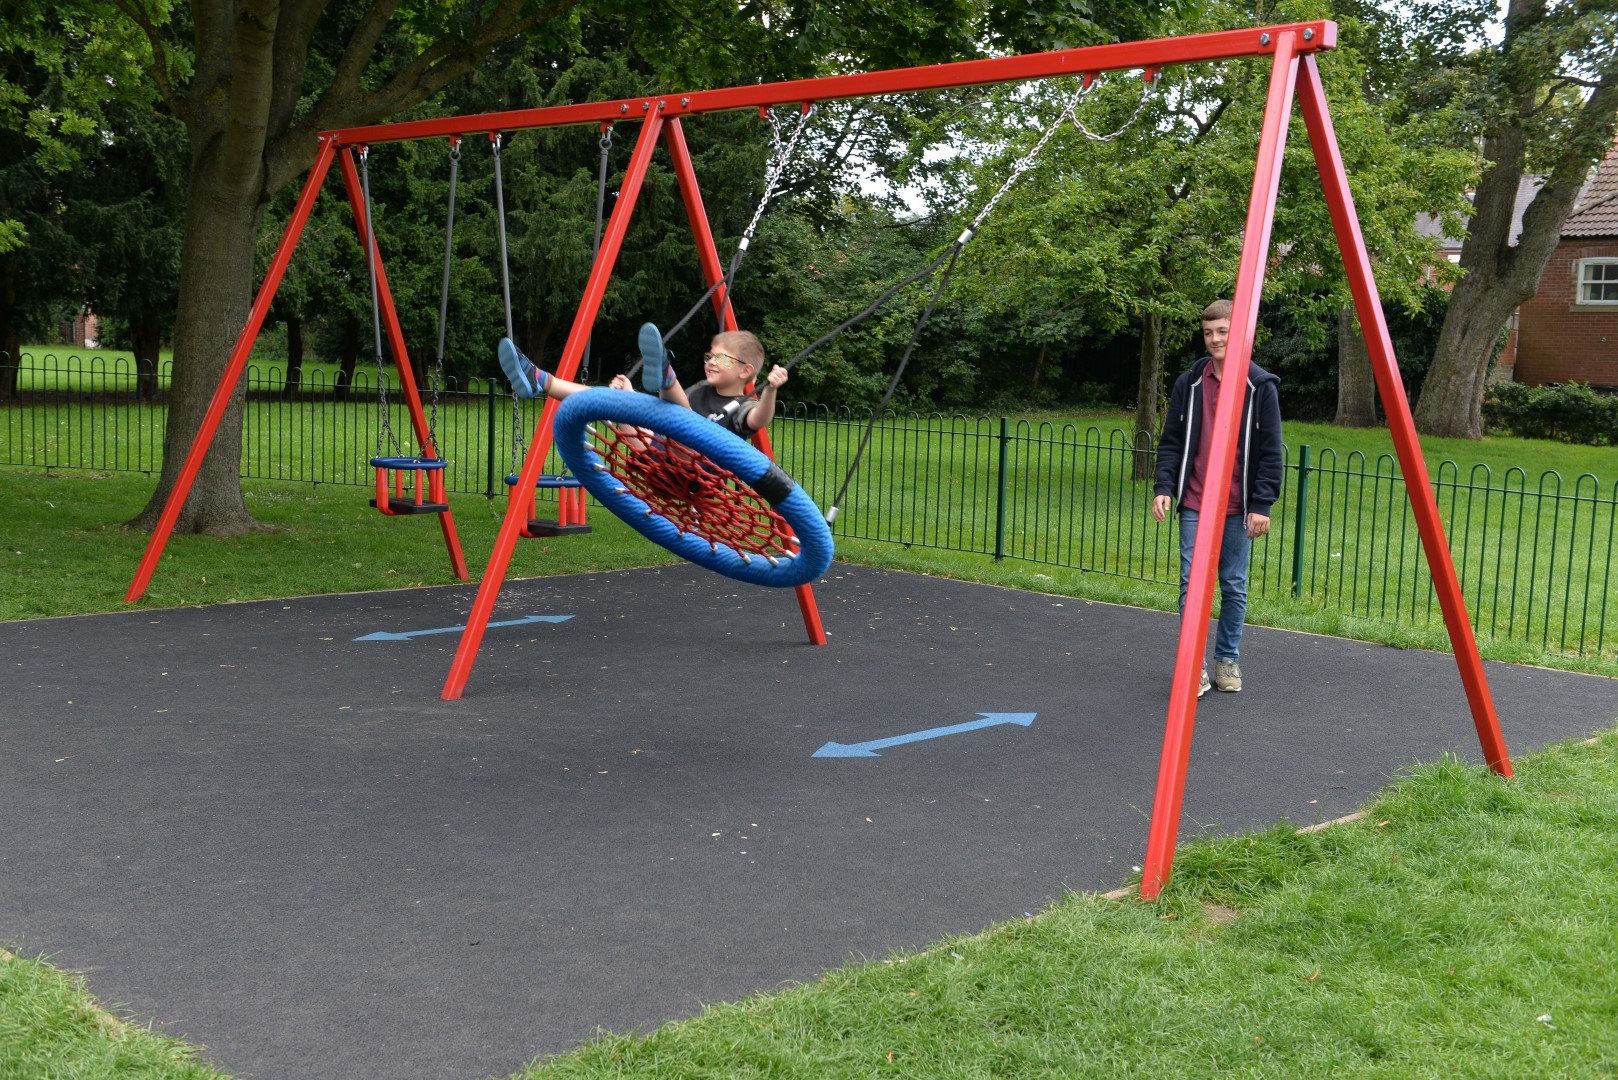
126, 136, 340, 603
1295, 55, 1510, 776
441, 113, 668, 700
1139, 31, 1302, 901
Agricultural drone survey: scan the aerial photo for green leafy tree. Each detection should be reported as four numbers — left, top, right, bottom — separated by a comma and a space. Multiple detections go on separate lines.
932, 0, 1473, 452
1414, 0, 1618, 439
98, 0, 1024, 535
1, 2, 163, 396
67, 102, 188, 400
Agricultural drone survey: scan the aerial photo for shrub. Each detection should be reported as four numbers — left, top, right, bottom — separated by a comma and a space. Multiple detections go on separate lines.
1483, 381, 1618, 445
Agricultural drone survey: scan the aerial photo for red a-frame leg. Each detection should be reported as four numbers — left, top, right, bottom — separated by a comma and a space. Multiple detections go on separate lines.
1296, 54, 1510, 774
127, 138, 340, 602
664, 117, 828, 646
1140, 31, 1302, 900
1139, 40, 1513, 901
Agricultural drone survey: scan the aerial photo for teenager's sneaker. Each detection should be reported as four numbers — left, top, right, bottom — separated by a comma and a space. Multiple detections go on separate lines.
638, 322, 675, 392
1199, 666, 1211, 698
1214, 659, 1242, 692
499, 337, 547, 399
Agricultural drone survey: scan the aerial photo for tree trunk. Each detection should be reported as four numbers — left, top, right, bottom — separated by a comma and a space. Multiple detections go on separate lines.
1334, 305, 1377, 427
1031, 340, 1047, 390
282, 313, 304, 400
1132, 309, 1162, 481
336, 314, 360, 400
126, 146, 270, 535
0, 255, 18, 401
1415, 270, 1524, 438
129, 306, 163, 403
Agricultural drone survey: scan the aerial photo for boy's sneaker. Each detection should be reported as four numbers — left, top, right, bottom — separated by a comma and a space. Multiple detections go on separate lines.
1214, 659, 1242, 692
499, 337, 547, 399
1199, 667, 1211, 698
637, 322, 675, 392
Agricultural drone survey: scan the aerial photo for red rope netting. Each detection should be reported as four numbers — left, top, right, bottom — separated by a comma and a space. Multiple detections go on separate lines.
593, 425, 801, 560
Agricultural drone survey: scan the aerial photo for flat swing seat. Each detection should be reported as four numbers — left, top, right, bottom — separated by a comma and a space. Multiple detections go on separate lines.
504, 472, 592, 537
371, 455, 451, 515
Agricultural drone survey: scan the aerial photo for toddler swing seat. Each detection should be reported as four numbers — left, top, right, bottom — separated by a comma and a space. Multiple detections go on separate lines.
503, 471, 592, 537
370, 455, 451, 515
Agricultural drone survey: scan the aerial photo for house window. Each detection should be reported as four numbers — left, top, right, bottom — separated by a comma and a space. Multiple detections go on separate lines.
1578, 259, 1618, 304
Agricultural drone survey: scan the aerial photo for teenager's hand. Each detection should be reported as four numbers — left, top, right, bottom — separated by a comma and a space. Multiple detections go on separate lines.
609, 373, 634, 392
1247, 513, 1271, 539
1151, 495, 1172, 521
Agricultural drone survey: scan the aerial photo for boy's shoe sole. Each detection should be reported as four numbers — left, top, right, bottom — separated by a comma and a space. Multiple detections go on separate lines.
499, 338, 540, 399
638, 323, 667, 393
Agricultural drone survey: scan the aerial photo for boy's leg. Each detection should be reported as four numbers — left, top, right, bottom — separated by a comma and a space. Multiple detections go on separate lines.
637, 323, 679, 396
1213, 513, 1251, 690
499, 338, 587, 400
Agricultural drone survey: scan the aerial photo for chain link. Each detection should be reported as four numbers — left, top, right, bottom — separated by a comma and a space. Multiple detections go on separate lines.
1070, 72, 1157, 142
740, 105, 814, 248
967, 73, 1156, 239
359, 145, 401, 458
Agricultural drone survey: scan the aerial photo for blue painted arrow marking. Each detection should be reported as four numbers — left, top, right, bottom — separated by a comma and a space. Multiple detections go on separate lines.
813, 712, 1036, 758
355, 614, 573, 641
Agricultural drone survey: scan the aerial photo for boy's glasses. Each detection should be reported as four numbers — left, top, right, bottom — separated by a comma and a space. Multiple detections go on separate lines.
703, 352, 744, 369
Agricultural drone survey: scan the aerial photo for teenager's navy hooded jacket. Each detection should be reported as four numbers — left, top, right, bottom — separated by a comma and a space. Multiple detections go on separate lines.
1153, 356, 1283, 519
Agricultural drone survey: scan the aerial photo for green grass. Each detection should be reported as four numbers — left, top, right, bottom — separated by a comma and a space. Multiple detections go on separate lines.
2, 468, 675, 620
0, 949, 229, 1080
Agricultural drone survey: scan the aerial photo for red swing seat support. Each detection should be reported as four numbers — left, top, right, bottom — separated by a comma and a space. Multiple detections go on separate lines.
506, 473, 592, 537
372, 456, 451, 515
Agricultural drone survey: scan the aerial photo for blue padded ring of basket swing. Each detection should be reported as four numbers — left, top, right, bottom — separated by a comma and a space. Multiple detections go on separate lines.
553, 388, 834, 588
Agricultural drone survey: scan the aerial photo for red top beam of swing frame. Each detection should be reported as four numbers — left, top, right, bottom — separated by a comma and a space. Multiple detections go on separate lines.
325, 22, 1336, 146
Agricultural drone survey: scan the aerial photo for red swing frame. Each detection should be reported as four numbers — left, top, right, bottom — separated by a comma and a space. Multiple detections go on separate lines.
125, 21, 1512, 898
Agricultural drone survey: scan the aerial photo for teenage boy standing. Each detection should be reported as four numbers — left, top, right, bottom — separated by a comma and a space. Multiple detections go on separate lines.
1151, 299, 1284, 697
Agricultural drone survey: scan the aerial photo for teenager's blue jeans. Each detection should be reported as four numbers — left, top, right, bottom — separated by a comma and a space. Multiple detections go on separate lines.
1177, 509, 1251, 662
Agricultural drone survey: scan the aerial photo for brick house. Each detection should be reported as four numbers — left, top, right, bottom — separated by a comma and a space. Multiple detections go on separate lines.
1514, 139, 1618, 390
59, 308, 101, 349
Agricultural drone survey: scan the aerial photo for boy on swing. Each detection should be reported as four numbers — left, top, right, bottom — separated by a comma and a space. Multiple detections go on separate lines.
1150, 299, 1284, 698
498, 322, 790, 439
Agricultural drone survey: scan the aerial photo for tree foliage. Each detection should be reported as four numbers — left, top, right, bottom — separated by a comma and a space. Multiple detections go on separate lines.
1410, 0, 1618, 438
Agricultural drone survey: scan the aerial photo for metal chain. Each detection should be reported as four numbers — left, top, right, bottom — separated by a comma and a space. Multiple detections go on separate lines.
359, 146, 400, 458
426, 139, 461, 457
1069, 71, 1158, 142
739, 105, 813, 251
491, 133, 515, 342
509, 391, 527, 477
964, 72, 1155, 239
581, 125, 614, 384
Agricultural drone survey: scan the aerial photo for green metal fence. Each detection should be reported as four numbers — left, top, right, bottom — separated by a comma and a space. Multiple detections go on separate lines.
5, 352, 1614, 661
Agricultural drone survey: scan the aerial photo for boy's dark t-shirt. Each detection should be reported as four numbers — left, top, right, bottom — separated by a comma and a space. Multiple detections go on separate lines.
685, 382, 758, 438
